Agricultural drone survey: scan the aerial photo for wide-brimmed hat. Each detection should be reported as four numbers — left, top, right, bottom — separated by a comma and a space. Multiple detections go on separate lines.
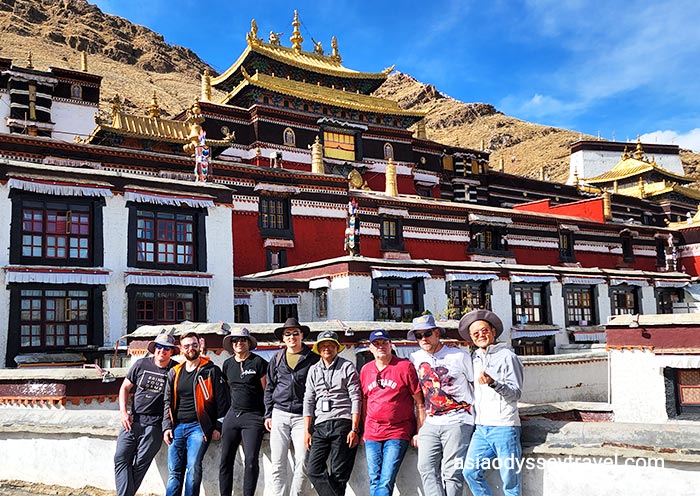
223, 326, 258, 352
147, 327, 179, 354
312, 330, 345, 354
407, 314, 445, 341
458, 309, 504, 340
274, 317, 310, 340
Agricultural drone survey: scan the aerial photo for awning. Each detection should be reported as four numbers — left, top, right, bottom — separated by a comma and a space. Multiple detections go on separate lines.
562, 277, 606, 285
685, 285, 700, 301
234, 297, 250, 306
413, 171, 439, 185
378, 207, 409, 218
124, 190, 214, 208
446, 272, 499, 282
655, 355, 700, 368
124, 272, 213, 287
654, 280, 690, 288
610, 278, 648, 287
572, 331, 606, 343
254, 183, 299, 194
511, 274, 557, 283
8, 177, 113, 198
309, 278, 330, 289
371, 269, 432, 279
274, 296, 299, 305
5, 267, 110, 285
469, 213, 512, 226
512, 328, 563, 338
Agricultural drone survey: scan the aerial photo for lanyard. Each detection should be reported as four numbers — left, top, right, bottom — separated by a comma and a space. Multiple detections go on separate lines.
321, 358, 338, 393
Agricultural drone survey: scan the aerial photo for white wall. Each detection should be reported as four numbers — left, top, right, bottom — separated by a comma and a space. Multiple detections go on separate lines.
328, 274, 374, 321
423, 277, 448, 317
521, 355, 608, 404
51, 101, 98, 143
568, 148, 684, 184
610, 349, 668, 423
102, 195, 129, 347
205, 206, 235, 322
639, 285, 657, 315
491, 279, 514, 342
0, 91, 10, 133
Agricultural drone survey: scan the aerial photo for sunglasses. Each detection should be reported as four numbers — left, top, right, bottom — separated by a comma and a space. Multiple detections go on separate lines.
414, 329, 435, 340
181, 342, 199, 349
231, 337, 249, 343
154, 343, 173, 351
283, 331, 301, 337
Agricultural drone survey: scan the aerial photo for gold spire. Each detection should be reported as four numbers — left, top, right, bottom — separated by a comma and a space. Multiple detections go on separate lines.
246, 19, 261, 45
110, 94, 122, 119
602, 191, 612, 220
385, 158, 398, 197
148, 91, 161, 118
27, 51, 33, 69
330, 36, 341, 62
633, 137, 644, 160
201, 69, 212, 102
290, 10, 304, 52
621, 146, 629, 160
80, 51, 88, 72
415, 119, 426, 139
310, 136, 324, 174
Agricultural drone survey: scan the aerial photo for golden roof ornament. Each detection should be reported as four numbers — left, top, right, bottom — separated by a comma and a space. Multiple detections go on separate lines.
147, 91, 161, 118
110, 94, 122, 117
621, 146, 629, 160
633, 137, 644, 160
312, 38, 324, 55
80, 51, 88, 72
201, 69, 212, 102
330, 36, 342, 62
290, 10, 304, 53
246, 19, 261, 45
27, 51, 33, 69
269, 31, 282, 46
385, 158, 398, 197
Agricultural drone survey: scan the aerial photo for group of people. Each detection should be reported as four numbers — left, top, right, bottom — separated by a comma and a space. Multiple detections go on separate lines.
113, 309, 524, 496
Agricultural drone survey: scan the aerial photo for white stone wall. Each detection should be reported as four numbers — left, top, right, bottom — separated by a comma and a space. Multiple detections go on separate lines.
568, 148, 684, 184
0, 92, 10, 134
610, 349, 668, 423
327, 274, 374, 322
51, 101, 98, 143
205, 206, 235, 323
491, 279, 514, 341
639, 285, 657, 315
102, 194, 129, 347
521, 356, 608, 404
422, 277, 448, 317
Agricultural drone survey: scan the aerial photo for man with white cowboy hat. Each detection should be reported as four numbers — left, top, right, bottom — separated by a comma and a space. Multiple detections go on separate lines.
408, 314, 475, 496
264, 317, 319, 496
459, 309, 524, 496
219, 327, 268, 496
303, 330, 362, 496
114, 327, 178, 496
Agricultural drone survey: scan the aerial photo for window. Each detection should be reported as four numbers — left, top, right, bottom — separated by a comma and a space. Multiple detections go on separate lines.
11, 194, 104, 267
380, 217, 404, 251
374, 279, 421, 321
564, 286, 597, 326
128, 288, 206, 331
266, 249, 287, 270
470, 226, 507, 253
128, 205, 205, 271
447, 281, 490, 318
665, 368, 700, 416
559, 231, 575, 261
621, 235, 634, 262
512, 337, 554, 356
234, 304, 250, 323
512, 284, 547, 324
283, 127, 296, 147
383, 143, 394, 160
274, 303, 298, 323
315, 288, 328, 319
70, 83, 82, 100
323, 131, 355, 161
7, 284, 104, 365
657, 288, 682, 314
259, 197, 292, 238
656, 239, 667, 266
610, 286, 638, 315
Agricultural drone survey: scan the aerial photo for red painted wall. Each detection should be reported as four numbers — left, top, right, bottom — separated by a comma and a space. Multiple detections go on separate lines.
514, 198, 605, 223
364, 174, 416, 195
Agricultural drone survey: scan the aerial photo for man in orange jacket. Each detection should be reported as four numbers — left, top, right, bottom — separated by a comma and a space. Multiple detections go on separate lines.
163, 332, 229, 496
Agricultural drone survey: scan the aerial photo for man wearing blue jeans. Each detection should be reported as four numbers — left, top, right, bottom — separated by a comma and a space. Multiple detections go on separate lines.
163, 332, 229, 496
459, 309, 524, 496
409, 314, 475, 496
360, 330, 424, 496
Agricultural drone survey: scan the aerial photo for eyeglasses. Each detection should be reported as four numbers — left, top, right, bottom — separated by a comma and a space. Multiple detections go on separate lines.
376, 371, 385, 389
231, 337, 249, 343
154, 343, 172, 351
181, 342, 199, 349
414, 329, 435, 340
283, 331, 301, 338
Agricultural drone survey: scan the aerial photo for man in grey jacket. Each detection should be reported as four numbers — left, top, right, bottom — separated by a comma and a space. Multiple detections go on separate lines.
303, 330, 362, 496
458, 309, 524, 496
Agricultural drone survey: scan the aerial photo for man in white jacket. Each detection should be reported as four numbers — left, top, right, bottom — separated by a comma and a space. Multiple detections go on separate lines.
458, 309, 524, 496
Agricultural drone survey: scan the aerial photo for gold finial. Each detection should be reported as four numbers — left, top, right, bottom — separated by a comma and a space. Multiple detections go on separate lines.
201, 69, 212, 102
385, 158, 398, 197
290, 10, 304, 52
80, 51, 88, 72
148, 91, 161, 118
621, 146, 629, 160
246, 19, 261, 44
330, 36, 341, 62
602, 190, 612, 220
110, 94, 122, 117
638, 176, 645, 198
415, 120, 427, 139
634, 137, 644, 160
27, 51, 33, 69
310, 135, 324, 174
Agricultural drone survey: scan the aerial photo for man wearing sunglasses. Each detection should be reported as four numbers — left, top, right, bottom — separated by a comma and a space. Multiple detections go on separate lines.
114, 327, 178, 496
264, 317, 319, 496
360, 329, 424, 496
163, 332, 229, 496
408, 314, 475, 496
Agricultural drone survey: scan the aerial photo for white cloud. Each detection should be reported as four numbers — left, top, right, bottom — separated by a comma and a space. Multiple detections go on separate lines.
640, 129, 700, 152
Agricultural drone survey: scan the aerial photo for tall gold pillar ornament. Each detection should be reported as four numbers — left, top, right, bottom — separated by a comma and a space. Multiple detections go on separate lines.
290, 10, 304, 53
602, 191, 612, 221
385, 158, 398, 197
201, 69, 212, 102
310, 136, 324, 174
415, 119, 427, 139
80, 51, 88, 72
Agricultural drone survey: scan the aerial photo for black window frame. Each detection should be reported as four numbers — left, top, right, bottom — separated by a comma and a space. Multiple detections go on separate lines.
469, 225, 509, 255
127, 203, 207, 272
259, 196, 293, 239
656, 288, 683, 314
234, 304, 251, 323
372, 278, 424, 321
446, 280, 491, 319
621, 235, 634, 263
380, 216, 404, 251
10, 191, 105, 268
266, 249, 288, 271
274, 303, 298, 323
559, 230, 575, 262
609, 285, 639, 315
564, 285, 598, 326
512, 283, 550, 325
126, 286, 208, 333
7, 283, 104, 366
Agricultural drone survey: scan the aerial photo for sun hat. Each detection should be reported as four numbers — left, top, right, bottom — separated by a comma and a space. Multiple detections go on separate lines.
147, 327, 179, 354
312, 330, 345, 354
223, 326, 258, 352
458, 309, 504, 340
407, 314, 446, 341
273, 317, 311, 340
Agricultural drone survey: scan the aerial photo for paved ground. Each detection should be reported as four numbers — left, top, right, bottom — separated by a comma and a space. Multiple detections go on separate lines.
0, 481, 158, 496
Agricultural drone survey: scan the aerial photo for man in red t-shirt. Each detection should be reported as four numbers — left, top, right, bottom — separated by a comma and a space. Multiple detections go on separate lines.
360, 329, 425, 496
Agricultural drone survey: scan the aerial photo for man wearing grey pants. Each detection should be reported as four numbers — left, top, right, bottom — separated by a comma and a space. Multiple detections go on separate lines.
408, 314, 475, 496
264, 318, 320, 496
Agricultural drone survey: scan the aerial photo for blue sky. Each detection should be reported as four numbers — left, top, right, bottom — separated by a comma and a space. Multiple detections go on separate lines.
92, 0, 700, 151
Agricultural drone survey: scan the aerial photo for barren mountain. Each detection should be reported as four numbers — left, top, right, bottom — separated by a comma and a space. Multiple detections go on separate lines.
1, 0, 697, 181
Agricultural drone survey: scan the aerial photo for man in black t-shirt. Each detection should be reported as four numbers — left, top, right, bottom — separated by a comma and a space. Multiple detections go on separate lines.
114, 328, 178, 496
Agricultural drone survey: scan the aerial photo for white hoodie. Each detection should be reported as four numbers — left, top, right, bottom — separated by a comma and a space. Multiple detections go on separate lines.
473, 343, 523, 427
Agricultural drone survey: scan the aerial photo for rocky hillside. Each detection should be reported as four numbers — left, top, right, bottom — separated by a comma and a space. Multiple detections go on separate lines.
1, 0, 698, 181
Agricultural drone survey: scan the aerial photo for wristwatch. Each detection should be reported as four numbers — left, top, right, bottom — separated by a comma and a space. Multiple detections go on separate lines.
488, 381, 497, 389
351, 427, 360, 434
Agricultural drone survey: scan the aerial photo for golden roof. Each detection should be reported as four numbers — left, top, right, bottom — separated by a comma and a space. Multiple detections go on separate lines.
617, 181, 700, 201
586, 140, 694, 184
211, 17, 392, 87
222, 68, 424, 117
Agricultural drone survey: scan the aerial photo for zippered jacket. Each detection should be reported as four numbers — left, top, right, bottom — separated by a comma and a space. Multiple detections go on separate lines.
264, 344, 320, 418
473, 343, 523, 426
163, 355, 230, 440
